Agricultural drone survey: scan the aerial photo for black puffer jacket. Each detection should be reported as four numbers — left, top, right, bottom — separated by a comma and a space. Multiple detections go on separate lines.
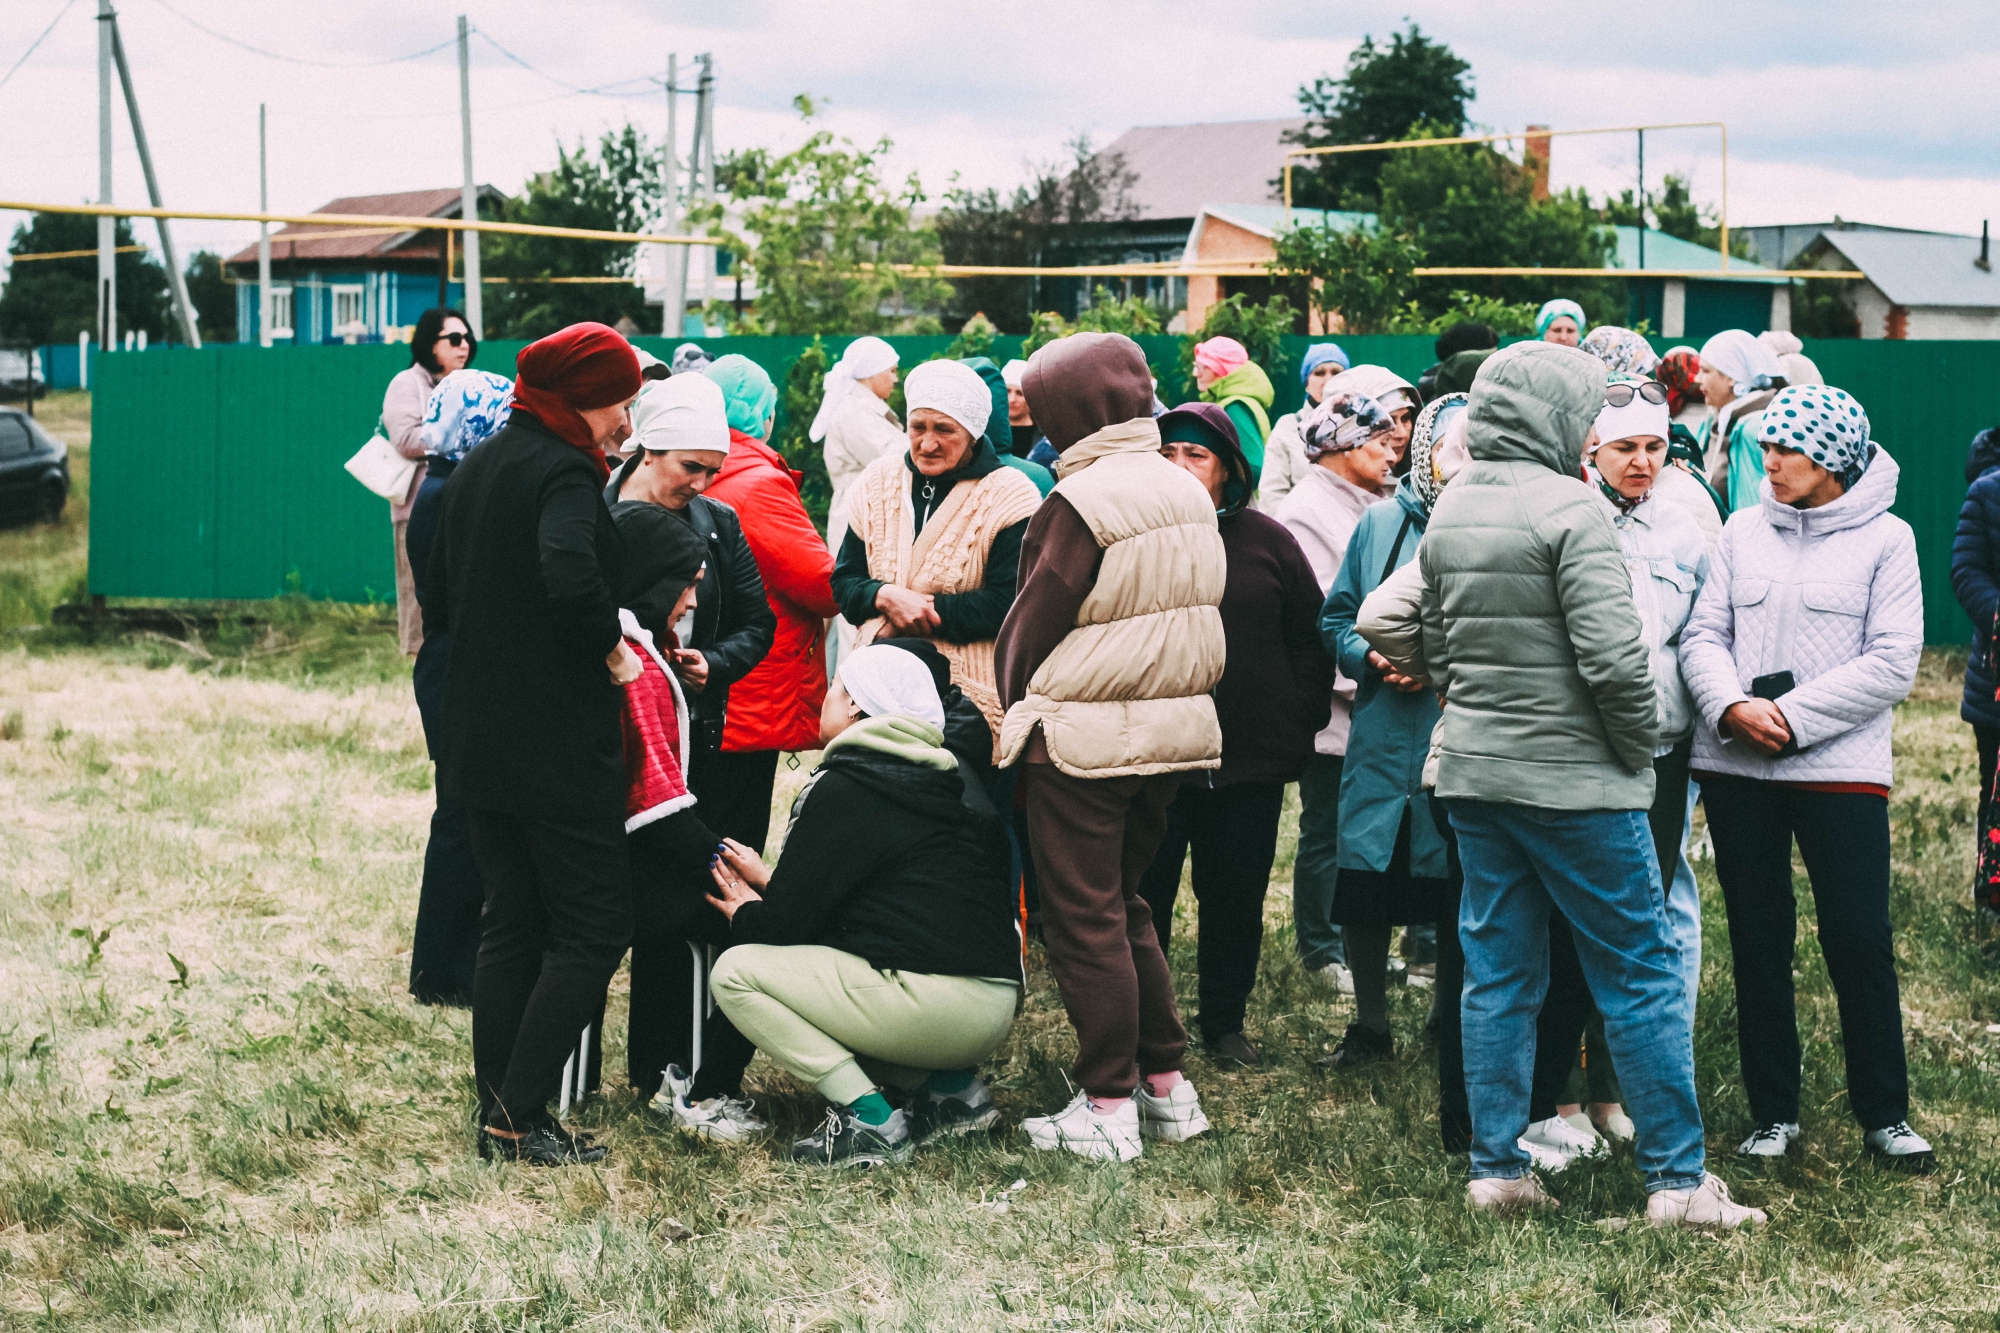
606, 454, 776, 748
724, 718, 1020, 982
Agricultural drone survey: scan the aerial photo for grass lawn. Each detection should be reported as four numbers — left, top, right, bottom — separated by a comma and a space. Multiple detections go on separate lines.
4, 396, 2000, 1330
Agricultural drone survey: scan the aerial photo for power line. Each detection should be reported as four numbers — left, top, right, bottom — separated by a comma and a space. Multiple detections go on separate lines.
471, 28, 658, 98
147, 0, 455, 69
0, 0, 79, 94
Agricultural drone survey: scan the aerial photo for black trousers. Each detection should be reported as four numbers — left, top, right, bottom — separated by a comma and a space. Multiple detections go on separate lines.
625, 821, 756, 1100
409, 630, 484, 1005
1976, 723, 1998, 911
468, 809, 632, 1130
1428, 793, 1471, 1152
1701, 774, 1908, 1131
1135, 780, 1285, 1040
1528, 741, 1691, 1117
689, 746, 782, 853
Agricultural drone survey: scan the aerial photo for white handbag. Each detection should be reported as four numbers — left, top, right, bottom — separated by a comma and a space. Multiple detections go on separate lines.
344, 428, 420, 502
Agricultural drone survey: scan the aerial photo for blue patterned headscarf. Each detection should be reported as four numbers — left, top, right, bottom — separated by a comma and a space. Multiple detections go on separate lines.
1756, 384, 1872, 488
420, 369, 514, 461
1536, 299, 1586, 340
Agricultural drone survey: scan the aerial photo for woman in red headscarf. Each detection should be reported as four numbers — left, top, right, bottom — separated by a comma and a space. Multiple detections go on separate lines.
422, 321, 645, 1165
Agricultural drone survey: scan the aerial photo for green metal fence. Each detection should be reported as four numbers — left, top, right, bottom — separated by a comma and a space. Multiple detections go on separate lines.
87, 334, 2000, 645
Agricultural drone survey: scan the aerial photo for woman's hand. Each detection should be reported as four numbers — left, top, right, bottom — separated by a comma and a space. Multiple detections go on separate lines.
1367, 649, 1427, 693
875, 584, 939, 637
717, 837, 770, 888
1721, 699, 1794, 755
706, 839, 770, 920
671, 649, 710, 692
607, 640, 643, 685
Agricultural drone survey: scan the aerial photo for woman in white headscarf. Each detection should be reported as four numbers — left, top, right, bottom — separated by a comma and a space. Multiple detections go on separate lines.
1697, 329, 1788, 513
814, 336, 905, 558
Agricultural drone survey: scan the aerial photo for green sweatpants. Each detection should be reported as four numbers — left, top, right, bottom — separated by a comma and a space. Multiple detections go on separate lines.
709, 944, 1018, 1106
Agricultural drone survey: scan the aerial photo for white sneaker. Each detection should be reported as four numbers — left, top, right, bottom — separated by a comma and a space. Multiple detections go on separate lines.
1646, 1172, 1766, 1229
1314, 963, 1356, 995
1518, 1115, 1607, 1171
1021, 1092, 1143, 1161
1134, 1080, 1210, 1142
1595, 1110, 1636, 1144
653, 1065, 769, 1144
1736, 1121, 1801, 1158
1467, 1173, 1558, 1214
1864, 1121, 1936, 1173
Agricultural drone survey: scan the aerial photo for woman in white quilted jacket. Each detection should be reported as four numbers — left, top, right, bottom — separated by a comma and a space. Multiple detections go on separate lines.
1678, 384, 1933, 1173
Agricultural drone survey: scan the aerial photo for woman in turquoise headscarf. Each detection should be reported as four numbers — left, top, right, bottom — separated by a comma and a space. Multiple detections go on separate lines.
1536, 299, 1586, 346
961, 357, 1055, 497
1194, 336, 1276, 483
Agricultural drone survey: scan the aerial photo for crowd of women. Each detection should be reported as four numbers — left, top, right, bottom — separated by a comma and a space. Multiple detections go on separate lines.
381, 294, 1937, 1220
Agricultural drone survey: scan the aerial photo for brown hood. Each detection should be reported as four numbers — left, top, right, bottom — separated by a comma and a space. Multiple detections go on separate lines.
1022, 333, 1155, 453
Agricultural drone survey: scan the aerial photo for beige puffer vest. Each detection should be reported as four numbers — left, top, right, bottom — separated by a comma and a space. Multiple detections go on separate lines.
997, 418, 1227, 777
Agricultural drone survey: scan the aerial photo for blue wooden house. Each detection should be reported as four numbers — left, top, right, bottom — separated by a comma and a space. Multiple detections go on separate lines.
225, 186, 506, 345
1610, 226, 1790, 342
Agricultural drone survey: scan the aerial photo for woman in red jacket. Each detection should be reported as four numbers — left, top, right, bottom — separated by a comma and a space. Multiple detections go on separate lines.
700, 354, 839, 849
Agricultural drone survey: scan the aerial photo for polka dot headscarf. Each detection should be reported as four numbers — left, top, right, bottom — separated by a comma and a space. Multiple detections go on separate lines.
1755, 384, 1871, 488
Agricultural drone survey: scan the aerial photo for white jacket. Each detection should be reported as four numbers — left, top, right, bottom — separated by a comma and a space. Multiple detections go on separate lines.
1274, 464, 1382, 755
1678, 447, 1922, 787
1254, 409, 1309, 509
1595, 488, 1709, 749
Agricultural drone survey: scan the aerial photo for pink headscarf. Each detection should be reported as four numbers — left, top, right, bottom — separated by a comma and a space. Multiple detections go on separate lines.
1193, 336, 1249, 381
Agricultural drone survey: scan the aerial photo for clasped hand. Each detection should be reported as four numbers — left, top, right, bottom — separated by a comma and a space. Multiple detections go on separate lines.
707, 838, 771, 920
875, 584, 938, 638
1366, 650, 1427, 694
1721, 698, 1794, 755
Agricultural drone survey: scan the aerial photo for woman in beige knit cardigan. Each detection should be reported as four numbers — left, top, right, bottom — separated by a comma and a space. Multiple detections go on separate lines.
829, 358, 1041, 785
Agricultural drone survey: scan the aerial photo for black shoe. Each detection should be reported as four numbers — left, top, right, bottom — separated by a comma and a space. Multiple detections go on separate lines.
1317, 1022, 1394, 1070
479, 1121, 607, 1166
1203, 1031, 1260, 1068
790, 1106, 913, 1167
907, 1082, 1002, 1144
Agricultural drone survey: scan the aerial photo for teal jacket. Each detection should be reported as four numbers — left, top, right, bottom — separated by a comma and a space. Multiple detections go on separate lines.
1322, 477, 1447, 876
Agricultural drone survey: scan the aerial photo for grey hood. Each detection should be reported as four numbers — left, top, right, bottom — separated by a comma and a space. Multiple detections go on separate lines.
1465, 341, 1607, 477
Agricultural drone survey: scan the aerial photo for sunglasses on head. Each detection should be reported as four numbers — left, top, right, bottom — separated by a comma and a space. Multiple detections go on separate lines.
1604, 381, 1667, 407
436, 331, 472, 347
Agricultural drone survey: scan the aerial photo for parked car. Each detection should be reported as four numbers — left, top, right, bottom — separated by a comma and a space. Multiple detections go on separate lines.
0, 407, 69, 526
0, 348, 43, 401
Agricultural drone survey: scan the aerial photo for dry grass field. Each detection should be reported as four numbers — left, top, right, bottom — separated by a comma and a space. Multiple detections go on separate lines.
3, 395, 1999, 1330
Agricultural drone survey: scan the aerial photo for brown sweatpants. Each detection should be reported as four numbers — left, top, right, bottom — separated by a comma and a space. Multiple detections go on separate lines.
1022, 762, 1189, 1097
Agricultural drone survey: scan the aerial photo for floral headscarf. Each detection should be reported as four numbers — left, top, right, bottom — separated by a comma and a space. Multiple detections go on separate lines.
1301, 392, 1391, 461
420, 369, 514, 461
1757, 384, 1873, 488
1655, 347, 1701, 418
1580, 326, 1659, 377
1408, 392, 1469, 514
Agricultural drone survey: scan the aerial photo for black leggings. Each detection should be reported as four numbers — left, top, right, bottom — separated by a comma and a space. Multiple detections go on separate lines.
469, 810, 632, 1130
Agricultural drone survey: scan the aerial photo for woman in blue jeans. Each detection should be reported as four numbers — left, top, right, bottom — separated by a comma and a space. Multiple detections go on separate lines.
1680, 384, 1932, 1171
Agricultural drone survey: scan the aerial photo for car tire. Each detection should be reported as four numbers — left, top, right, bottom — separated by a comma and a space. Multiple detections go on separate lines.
38, 480, 66, 526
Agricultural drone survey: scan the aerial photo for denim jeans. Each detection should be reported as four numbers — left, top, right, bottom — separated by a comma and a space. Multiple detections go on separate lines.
1293, 755, 1346, 971
1448, 799, 1705, 1193
1668, 778, 1703, 1001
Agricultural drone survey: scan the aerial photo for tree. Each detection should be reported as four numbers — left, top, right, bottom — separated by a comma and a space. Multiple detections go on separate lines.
182, 251, 235, 344
1271, 220, 1422, 334
700, 97, 951, 336
942, 311, 999, 361
1284, 23, 1474, 210
483, 124, 659, 340
933, 137, 1138, 333
0, 211, 170, 345
1176, 294, 1295, 400
771, 336, 834, 527
1599, 173, 1744, 257
1075, 287, 1162, 337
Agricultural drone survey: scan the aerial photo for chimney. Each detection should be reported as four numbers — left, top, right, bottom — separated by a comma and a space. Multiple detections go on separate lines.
1524, 125, 1552, 202
1979, 220, 1992, 273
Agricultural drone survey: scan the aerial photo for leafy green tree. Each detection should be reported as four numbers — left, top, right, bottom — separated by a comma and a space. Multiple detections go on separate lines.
182, 250, 236, 343
942, 311, 999, 361
1284, 23, 1474, 209
0, 211, 170, 345
1271, 220, 1423, 334
1176, 294, 1295, 400
1075, 287, 1162, 337
701, 97, 950, 336
772, 336, 834, 528
484, 124, 659, 339
1020, 310, 1070, 357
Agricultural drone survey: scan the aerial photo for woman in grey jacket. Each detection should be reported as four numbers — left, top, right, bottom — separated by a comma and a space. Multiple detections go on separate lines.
1679, 384, 1932, 1171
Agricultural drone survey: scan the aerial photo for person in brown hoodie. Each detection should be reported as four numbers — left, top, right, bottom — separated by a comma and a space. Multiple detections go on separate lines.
995, 333, 1228, 1160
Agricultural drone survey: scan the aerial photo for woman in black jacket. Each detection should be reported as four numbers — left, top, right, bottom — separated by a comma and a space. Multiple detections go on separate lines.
705, 645, 1023, 1168
423, 322, 643, 1166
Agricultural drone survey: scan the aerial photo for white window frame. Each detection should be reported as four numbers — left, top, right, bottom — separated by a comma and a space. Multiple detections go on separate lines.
268, 286, 295, 340
331, 285, 369, 342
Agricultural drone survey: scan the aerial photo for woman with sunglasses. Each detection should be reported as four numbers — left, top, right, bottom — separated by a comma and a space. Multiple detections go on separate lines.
384, 308, 477, 655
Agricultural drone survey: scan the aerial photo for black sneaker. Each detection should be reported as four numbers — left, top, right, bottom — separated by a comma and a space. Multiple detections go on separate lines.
1317, 1022, 1394, 1070
790, 1106, 913, 1167
1202, 1031, 1260, 1068
907, 1081, 1001, 1144
479, 1122, 606, 1166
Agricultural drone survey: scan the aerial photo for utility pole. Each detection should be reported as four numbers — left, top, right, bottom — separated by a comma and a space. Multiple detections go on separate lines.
457, 15, 482, 337
660, 53, 681, 337
258, 104, 272, 346
688, 53, 714, 330
110, 17, 199, 346
96, 0, 116, 353
1637, 129, 1646, 271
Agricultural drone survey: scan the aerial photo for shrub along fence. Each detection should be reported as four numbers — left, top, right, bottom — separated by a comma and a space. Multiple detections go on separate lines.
88, 334, 1998, 645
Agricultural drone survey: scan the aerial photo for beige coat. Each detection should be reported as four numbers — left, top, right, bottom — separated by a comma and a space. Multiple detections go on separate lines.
997, 419, 1227, 778
824, 390, 905, 556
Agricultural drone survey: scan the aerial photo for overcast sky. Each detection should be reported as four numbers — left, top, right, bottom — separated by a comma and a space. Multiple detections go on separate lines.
4, 0, 1997, 272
